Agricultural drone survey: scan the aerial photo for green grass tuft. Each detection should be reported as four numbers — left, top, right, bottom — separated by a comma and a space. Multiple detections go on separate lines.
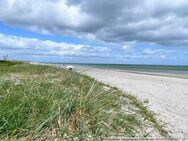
0, 61, 168, 140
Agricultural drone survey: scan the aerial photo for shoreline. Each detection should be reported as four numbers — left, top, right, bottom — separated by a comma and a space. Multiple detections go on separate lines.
73, 65, 188, 79
73, 66, 188, 137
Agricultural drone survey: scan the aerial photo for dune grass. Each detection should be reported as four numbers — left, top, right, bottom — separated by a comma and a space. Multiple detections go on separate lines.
0, 61, 168, 140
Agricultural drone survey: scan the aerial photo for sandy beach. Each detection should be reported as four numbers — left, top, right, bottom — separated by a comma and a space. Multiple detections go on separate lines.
76, 67, 188, 137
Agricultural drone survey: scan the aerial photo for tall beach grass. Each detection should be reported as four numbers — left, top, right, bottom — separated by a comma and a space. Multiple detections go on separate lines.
0, 61, 168, 140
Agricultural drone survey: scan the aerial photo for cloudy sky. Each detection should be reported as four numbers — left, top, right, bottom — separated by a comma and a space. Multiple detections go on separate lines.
0, 0, 188, 65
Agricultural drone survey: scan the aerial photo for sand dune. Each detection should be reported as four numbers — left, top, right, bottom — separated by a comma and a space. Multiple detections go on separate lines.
77, 67, 188, 137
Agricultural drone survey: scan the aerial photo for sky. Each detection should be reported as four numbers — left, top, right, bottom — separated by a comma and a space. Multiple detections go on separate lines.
0, 0, 188, 65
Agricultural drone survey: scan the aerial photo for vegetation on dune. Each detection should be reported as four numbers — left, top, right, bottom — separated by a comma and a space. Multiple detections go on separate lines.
0, 61, 168, 140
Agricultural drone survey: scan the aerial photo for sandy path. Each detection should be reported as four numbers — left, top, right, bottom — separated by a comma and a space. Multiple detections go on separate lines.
77, 67, 188, 137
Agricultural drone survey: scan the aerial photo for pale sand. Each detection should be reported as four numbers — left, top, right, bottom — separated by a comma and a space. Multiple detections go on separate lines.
76, 67, 188, 137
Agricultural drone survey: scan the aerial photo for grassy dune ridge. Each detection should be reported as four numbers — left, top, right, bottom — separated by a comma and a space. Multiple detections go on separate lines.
0, 61, 168, 140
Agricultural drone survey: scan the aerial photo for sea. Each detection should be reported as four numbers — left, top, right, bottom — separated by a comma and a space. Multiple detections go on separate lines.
48, 63, 188, 79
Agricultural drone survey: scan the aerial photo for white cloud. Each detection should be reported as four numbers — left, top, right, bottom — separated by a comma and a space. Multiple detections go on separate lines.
142, 48, 174, 59
0, 0, 91, 35
122, 45, 131, 50
122, 42, 137, 51
0, 33, 110, 57
0, 0, 188, 46
0, 33, 187, 63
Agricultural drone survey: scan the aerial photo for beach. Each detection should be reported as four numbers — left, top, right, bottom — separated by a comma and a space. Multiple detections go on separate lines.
76, 67, 188, 137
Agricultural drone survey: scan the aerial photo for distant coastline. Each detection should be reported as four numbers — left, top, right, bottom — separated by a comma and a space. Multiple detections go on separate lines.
48, 63, 188, 79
